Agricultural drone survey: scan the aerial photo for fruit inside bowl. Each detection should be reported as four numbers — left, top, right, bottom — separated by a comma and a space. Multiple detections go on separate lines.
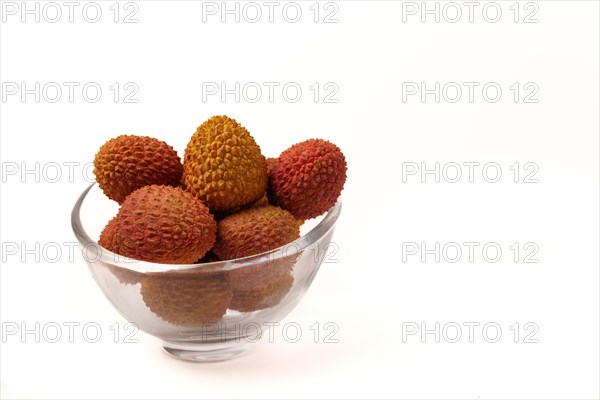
72, 183, 341, 361
72, 115, 346, 362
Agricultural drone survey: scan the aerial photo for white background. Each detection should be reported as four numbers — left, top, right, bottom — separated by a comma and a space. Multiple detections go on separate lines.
1, 1, 599, 398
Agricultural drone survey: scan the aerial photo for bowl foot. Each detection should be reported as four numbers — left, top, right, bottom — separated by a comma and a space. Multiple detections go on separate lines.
162, 339, 258, 362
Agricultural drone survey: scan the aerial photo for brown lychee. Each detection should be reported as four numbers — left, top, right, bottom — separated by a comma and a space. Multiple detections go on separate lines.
140, 271, 231, 326
229, 273, 294, 312
98, 216, 143, 285
94, 135, 183, 204
182, 115, 267, 213
112, 185, 216, 264
98, 215, 120, 255
213, 205, 300, 312
213, 205, 299, 261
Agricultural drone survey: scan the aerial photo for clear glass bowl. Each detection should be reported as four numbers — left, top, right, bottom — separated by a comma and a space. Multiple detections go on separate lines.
71, 184, 341, 362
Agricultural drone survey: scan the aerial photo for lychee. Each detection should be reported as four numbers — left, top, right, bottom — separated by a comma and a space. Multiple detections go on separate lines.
229, 273, 294, 312
213, 205, 300, 312
182, 116, 267, 213
111, 185, 216, 264
213, 205, 299, 261
94, 135, 183, 204
140, 271, 231, 326
98, 215, 120, 255
268, 139, 346, 220
98, 216, 144, 285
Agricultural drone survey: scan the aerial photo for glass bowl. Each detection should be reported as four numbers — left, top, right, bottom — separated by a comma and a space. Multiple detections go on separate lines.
71, 183, 341, 362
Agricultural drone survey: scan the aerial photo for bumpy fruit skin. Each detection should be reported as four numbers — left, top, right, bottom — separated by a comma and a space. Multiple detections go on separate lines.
98, 216, 143, 285
213, 206, 299, 261
182, 116, 268, 213
229, 274, 294, 312
268, 139, 346, 220
214, 205, 300, 312
94, 135, 183, 204
213, 192, 270, 221
98, 216, 119, 254
141, 271, 231, 326
113, 185, 216, 264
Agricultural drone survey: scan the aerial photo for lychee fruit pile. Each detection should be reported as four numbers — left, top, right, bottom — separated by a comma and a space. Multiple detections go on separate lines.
93, 115, 346, 326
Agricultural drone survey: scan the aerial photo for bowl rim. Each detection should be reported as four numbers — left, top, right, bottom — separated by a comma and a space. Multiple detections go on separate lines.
71, 183, 341, 273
